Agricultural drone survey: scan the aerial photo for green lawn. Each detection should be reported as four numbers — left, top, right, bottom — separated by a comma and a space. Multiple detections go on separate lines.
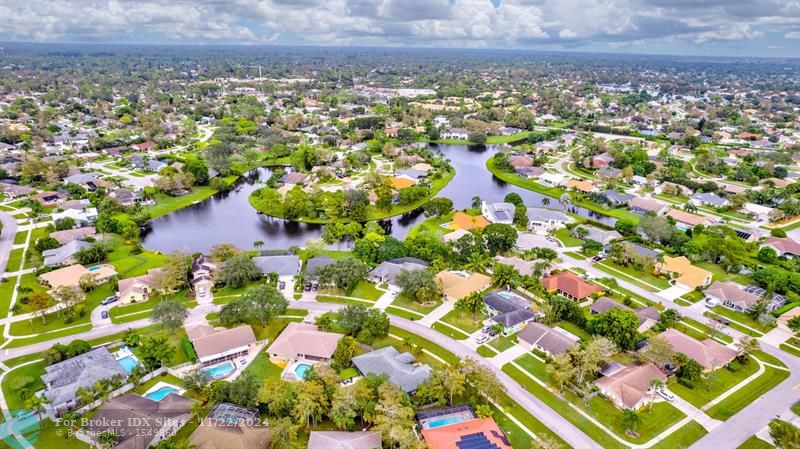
142, 181, 236, 219
131, 326, 192, 367
1, 361, 45, 410
564, 251, 589, 260
431, 322, 471, 340
595, 260, 671, 290
13, 230, 29, 245
9, 417, 90, 449
646, 421, 707, 449
0, 277, 16, 316
440, 308, 485, 334
390, 293, 441, 315
669, 356, 760, 408
385, 306, 424, 321
555, 321, 592, 341
486, 132, 530, 144
489, 334, 518, 352
318, 280, 382, 301
6, 248, 23, 271
706, 364, 789, 421
737, 436, 775, 449
476, 345, 498, 357
674, 318, 733, 344
316, 295, 374, 307
405, 212, 453, 239
708, 306, 773, 335
553, 228, 583, 247
694, 262, 751, 285
243, 350, 284, 379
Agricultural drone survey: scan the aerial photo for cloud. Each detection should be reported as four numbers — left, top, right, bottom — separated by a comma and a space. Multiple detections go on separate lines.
0, 0, 797, 55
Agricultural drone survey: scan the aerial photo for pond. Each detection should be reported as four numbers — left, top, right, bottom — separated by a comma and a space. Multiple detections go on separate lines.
141, 144, 615, 252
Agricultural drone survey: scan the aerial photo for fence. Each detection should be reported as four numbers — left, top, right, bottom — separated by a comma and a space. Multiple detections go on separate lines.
71, 367, 167, 416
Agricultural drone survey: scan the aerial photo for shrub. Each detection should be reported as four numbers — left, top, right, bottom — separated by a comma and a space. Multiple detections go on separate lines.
727, 361, 740, 372
181, 337, 197, 363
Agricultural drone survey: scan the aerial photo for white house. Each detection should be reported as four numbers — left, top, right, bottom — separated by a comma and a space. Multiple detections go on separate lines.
526, 208, 569, 233
481, 201, 515, 224
52, 207, 98, 226
441, 128, 469, 140
538, 172, 568, 187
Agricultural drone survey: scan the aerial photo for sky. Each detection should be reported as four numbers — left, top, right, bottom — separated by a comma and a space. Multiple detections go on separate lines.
1, 0, 799, 58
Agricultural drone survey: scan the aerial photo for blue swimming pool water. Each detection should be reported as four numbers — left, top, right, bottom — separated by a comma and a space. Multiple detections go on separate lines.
427, 416, 465, 428
145, 386, 179, 402
294, 363, 312, 379
88, 266, 101, 271
117, 356, 139, 374
497, 292, 514, 299
202, 362, 236, 379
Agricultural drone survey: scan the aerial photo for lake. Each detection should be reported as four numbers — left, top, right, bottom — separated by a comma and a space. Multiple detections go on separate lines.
141, 144, 615, 252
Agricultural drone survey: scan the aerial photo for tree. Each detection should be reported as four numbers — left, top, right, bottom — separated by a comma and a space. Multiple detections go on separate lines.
308, 258, 370, 294
268, 417, 296, 449
181, 368, 210, 393
735, 336, 760, 363
213, 372, 261, 408
622, 409, 642, 435
471, 196, 482, 209
788, 315, 800, 335
395, 269, 439, 304
468, 131, 487, 145
28, 292, 51, 324
258, 378, 297, 417
332, 336, 359, 370
492, 263, 519, 289
150, 300, 188, 331
588, 308, 640, 350
292, 380, 327, 427
639, 335, 674, 367
215, 254, 262, 289
329, 385, 358, 430
455, 291, 486, 322
337, 305, 390, 344
483, 223, 518, 255
138, 336, 176, 370
423, 197, 454, 217
220, 283, 289, 327
504, 192, 524, 206
769, 419, 800, 449
210, 243, 241, 262
676, 356, 703, 382
758, 246, 778, 264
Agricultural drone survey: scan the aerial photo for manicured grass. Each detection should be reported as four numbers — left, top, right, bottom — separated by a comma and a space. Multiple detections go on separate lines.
669, 356, 759, 408
107, 241, 168, 277
131, 326, 191, 367
18, 417, 90, 449
243, 350, 284, 379
249, 317, 305, 344
406, 213, 453, 239
708, 306, 773, 334
5, 324, 94, 348
647, 421, 707, 449
596, 260, 671, 290
780, 338, 800, 358
440, 308, 485, 334
695, 262, 752, 285
13, 230, 29, 245
489, 334, 517, 352
385, 306, 423, 321
431, 322, 470, 340
0, 276, 16, 316
10, 282, 116, 335
706, 364, 790, 421
387, 326, 460, 365
737, 436, 775, 449
1, 361, 45, 410
486, 132, 530, 144
555, 321, 592, 341
316, 295, 374, 307
675, 317, 733, 344
476, 345, 498, 357
553, 228, 583, 247
391, 293, 441, 315
318, 280, 382, 301
564, 251, 589, 260
143, 181, 235, 219
6, 248, 23, 271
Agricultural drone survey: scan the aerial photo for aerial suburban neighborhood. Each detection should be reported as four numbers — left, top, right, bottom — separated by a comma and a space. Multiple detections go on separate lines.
0, 3, 799, 449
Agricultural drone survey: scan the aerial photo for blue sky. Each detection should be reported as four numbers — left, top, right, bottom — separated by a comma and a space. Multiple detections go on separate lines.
1, 0, 798, 57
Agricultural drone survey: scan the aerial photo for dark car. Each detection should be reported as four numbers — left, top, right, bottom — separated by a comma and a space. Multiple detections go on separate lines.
304, 283, 312, 291
279, 281, 286, 290
101, 310, 109, 319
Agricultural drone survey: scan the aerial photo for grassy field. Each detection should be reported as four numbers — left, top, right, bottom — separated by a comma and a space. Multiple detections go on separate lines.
440, 308, 485, 334
385, 306, 423, 321
7, 248, 23, 271
596, 260, 671, 289
431, 322, 471, 340
13, 230, 29, 245
646, 421, 707, 449
1, 361, 46, 410
705, 364, 789, 421
553, 228, 583, 247
669, 356, 760, 408
707, 306, 773, 335
318, 280, 383, 301
391, 293, 441, 314
737, 436, 775, 449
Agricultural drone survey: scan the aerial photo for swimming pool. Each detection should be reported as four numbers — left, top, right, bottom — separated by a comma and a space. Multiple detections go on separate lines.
427, 416, 465, 428
202, 361, 236, 379
117, 355, 139, 374
88, 265, 101, 271
145, 386, 180, 402
294, 363, 312, 379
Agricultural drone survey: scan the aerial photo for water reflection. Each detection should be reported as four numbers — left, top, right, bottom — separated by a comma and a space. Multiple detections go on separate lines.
141, 144, 615, 252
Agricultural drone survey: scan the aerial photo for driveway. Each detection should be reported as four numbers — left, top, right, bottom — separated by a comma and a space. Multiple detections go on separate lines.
489, 343, 529, 367
417, 300, 454, 326
657, 284, 691, 301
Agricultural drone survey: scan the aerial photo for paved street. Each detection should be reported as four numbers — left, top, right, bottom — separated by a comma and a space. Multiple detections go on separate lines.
0, 212, 18, 278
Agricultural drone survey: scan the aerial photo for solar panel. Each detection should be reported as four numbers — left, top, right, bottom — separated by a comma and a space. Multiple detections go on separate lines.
456, 432, 501, 449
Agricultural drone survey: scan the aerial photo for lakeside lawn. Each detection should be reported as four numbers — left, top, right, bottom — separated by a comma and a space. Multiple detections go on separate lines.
142, 175, 238, 219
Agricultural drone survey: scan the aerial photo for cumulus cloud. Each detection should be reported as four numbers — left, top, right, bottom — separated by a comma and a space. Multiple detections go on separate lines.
0, 0, 798, 54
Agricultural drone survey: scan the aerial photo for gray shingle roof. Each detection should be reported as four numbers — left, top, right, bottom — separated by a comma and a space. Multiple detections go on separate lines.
41, 347, 128, 406
352, 346, 432, 393
253, 255, 301, 276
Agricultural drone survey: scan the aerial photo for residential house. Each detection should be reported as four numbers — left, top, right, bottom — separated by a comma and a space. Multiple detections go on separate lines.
369, 257, 429, 286
41, 347, 128, 416
308, 431, 382, 449
441, 128, 469, 140
191, 255, 217, 298
189, 404, 271, 449
659, 328, 737, 371
481, 201, 516, 224
565, 179, 596, 193
442, 228, 470, 243
578, 225, 622, 245
509, 154, 534, 167
538, 172, 568, 187
483, 291, 536, 335
117, 268, 162, 304
396, 168, 427, 181
494, 255, 544, 277
52, 207, 98, 226
305, 255, 336, 273
435, 270, 492, 302
690, 192, 729, 208
597, 166, 623, 179
33, 190, 67, 206
589, 297, 660, 333
0, 183, 33, 198
449, 211, 490, 231
517, 323, 579, 355
132, 141, 156, 151
541, 271, 603, 301
704, 281, 761, 312
111, 188, 152, 207
253, 255, 302, 277
589, 152, 614, 168
526, 208, 569, 233
146, 159, 168, 172
51, 226, 96, 245
390, 176, 416, 189
595, 363, 667, 410
654, 181, 693, 197
281, 172, 309, 186
186, 324, 257, 367
39, 264, 117, 290
600, 190, 634, 206
42, 240, 92, 267
61, 199, 92, 210
352, 346, 432, 394
656, 256, 712, 290
760, 237, 800, 258
628, 197, 669, 216
743, 203, 775, 222
422, 417, 512, 449
666, 209, 719, 231
268, 322, 342, 362
514, 166, 545, 179
86, 393, 194, 449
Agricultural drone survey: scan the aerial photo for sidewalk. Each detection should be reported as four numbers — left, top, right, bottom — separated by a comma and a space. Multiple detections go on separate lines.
417, 301, 455, 326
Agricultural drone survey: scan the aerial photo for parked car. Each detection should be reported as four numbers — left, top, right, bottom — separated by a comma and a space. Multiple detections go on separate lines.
481, 326, 492, 334
657, 388, 675, 402
476, 334, 489, 344
311, 281, 319, 292
279, 281, 286, 290
100, 295, 118, 306
101, 310, 109, 319
592, 255, 603, 262
304, 283, 312, 291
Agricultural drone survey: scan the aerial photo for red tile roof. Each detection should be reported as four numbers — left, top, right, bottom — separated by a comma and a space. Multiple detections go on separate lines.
542, 271, 602, 299
422, 417, 512, 449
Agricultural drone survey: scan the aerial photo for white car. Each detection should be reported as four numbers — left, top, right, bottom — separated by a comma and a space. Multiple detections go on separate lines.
475, 334, 489, 344
657, 388, 675, 402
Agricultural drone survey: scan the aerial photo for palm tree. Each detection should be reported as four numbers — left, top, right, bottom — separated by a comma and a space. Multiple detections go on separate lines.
541, 197, 551, 206
622, 409, 642, 435
648, 379, 664, 413
465, 252, 488, 272
253, 240, 265, 250
559, 193, 570, 206
471, 196, 482, 210
455, 291, 486, 322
